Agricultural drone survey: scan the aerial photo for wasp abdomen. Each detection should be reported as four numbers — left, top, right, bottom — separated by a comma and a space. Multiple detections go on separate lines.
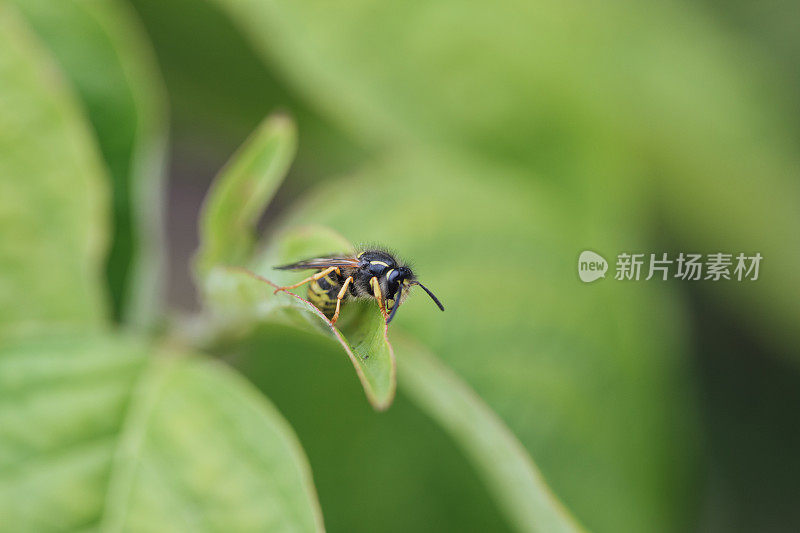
308, 271, 343, 318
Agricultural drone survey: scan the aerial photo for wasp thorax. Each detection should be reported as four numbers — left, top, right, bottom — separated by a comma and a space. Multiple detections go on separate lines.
358, 250, 397, 276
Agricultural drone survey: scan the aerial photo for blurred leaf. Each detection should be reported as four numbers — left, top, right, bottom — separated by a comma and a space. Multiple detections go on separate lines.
0, 331, 324, 532
613, 1, 800, 361
653, 146, 800, 361
395, 335, 584, 533
129, 0, 368, 183
210, 0, 798, 180
195, 114, 297, 277
12, 0, 169, 328
201, 226, 397, 410
277, 152, 698, 532
0, 5, 109, 334
698, 0, 800, 134
208, 0, 648, 173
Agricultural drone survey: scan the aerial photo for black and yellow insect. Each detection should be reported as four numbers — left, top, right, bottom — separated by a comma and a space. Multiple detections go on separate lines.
274, 249, 444, 325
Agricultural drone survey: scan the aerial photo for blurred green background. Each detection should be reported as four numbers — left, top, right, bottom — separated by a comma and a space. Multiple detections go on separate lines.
1, 0, 799, 531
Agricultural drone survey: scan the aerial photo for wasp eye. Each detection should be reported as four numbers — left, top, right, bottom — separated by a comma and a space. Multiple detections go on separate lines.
387, 269, 401, 284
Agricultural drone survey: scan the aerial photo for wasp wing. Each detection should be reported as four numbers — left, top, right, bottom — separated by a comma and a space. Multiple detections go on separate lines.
274, 255, 359, 271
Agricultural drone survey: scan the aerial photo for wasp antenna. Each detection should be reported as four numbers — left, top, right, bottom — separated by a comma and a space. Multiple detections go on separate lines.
413, 282, 444, 311
386, 285, 402, 324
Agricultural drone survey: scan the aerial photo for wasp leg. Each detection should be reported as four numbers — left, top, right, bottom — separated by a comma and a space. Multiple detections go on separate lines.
370, 276, 389, 321
330, 276, 354, 325
274, 266, 338, 294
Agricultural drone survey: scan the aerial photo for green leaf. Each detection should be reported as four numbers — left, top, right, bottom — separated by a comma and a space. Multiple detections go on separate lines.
0, 331, 324, 532
0, 5, 109, 334
195, 114, 297, 277
395, 335, 584, 533
12, 0, 169, 328
202, 225, 397, 410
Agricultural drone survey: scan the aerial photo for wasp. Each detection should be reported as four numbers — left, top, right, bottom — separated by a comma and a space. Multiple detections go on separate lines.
273, 249, 444, 325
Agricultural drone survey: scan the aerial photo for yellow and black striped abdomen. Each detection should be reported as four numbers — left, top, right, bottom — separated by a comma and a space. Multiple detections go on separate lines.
307, 271, 343, 318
